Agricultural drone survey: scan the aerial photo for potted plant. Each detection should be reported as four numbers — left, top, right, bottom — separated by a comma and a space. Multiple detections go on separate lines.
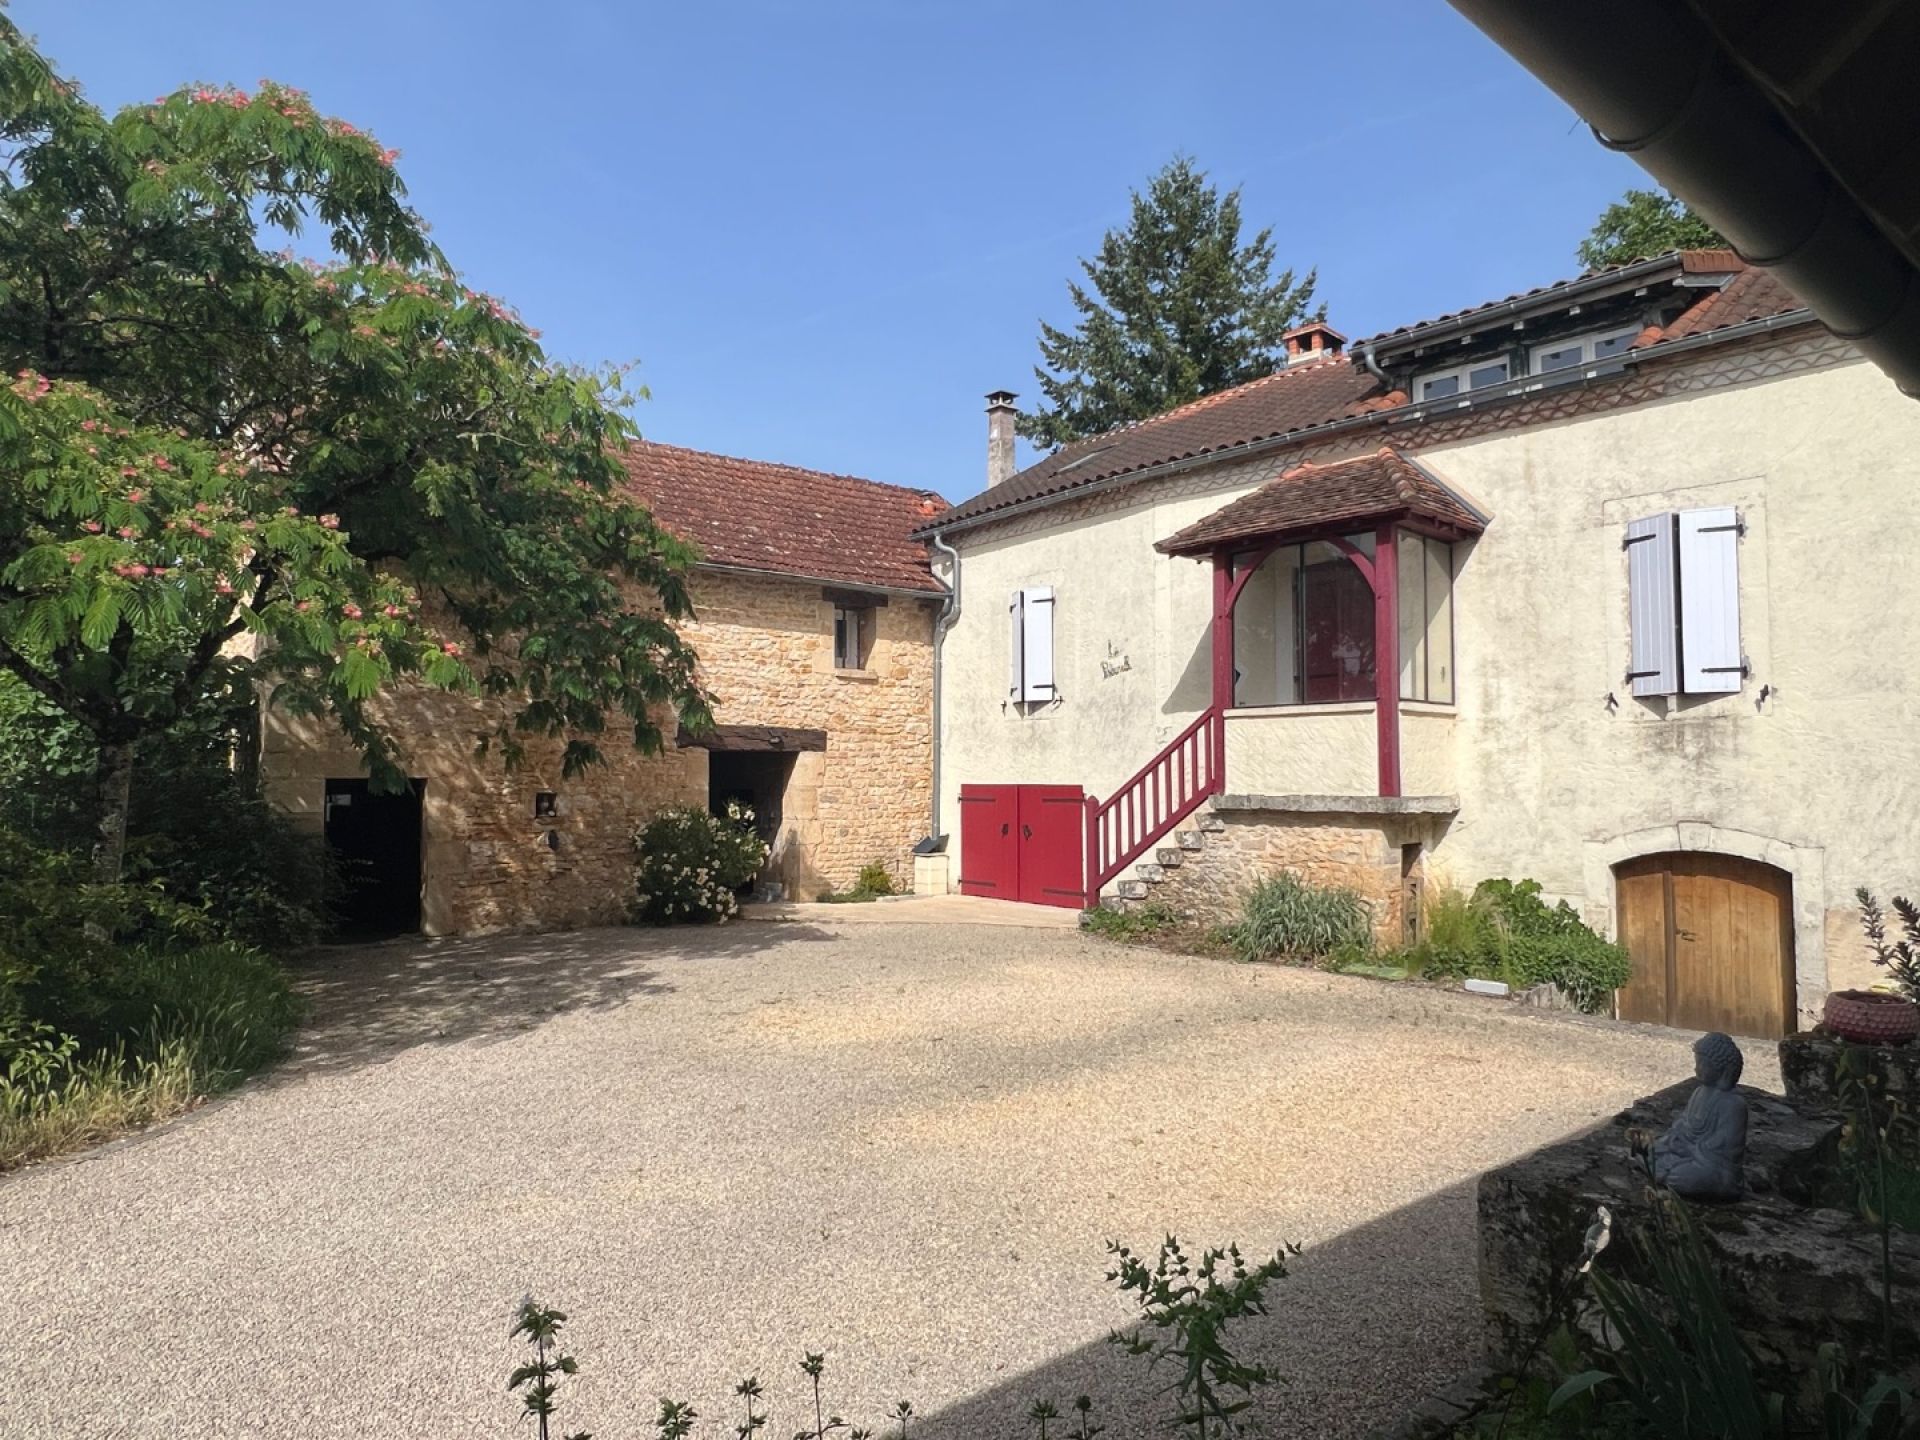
1829, 889, 1920, 1045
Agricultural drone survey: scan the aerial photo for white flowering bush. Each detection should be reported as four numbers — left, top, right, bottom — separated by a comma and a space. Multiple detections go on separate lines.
632, 803, 769, 924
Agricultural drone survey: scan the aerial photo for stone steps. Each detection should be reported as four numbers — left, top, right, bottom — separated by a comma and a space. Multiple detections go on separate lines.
1102, 804, 1226, 913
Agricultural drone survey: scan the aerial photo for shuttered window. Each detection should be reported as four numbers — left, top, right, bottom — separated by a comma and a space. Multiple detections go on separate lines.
1678, 507, 1743, 693
1008, 586, 1057, 703
1625, 508, 1742, 697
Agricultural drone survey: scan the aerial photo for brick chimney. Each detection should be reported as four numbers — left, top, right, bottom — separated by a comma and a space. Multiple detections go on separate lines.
986, 390, 1018, 488
1282, 322, 1347, 367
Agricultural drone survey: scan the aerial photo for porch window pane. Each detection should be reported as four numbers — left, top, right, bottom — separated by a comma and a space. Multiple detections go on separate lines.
1425, 537, 1454, 704
1300, 539, 1375, 703
1231, 546, 1301, 706
1395, 535, 1456, 703
1398, 532, 1427, 700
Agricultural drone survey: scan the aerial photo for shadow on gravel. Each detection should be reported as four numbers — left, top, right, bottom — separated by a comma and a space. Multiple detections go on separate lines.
277, 921, 836, 1081
912, 1179, 1483, 1440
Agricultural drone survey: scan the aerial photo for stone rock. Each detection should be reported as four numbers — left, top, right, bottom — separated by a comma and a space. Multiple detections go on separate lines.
1779, 1028, 1920, 1105
1477, 1081, 1914, 1412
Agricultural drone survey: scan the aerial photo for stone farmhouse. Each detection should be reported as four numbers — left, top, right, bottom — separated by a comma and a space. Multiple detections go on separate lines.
920, 250, 1920, 1040
260, 442, 947, 935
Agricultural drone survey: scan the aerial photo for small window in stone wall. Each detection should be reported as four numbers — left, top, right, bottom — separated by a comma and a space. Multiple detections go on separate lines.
834, 606, 874, 670
534, 791, 558, 818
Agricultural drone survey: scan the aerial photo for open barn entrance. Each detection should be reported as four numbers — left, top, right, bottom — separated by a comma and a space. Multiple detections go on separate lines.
324, 778, 424, 937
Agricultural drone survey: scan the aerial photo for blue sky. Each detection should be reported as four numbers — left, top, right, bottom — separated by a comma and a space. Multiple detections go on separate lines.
24, 1, 1650, 500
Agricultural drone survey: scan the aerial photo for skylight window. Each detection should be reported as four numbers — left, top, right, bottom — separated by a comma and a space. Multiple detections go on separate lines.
1414, 356, 1511, 402
1530, 324, 1642, 375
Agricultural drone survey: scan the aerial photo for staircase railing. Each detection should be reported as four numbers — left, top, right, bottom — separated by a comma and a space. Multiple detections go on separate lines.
1083, 707, 1224, 903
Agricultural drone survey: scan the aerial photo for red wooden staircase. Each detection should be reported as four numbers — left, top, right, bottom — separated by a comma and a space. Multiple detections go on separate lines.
1083, 707, 1224, 905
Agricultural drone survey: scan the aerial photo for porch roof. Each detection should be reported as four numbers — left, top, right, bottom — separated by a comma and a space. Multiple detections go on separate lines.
1153, 447, 1489, 557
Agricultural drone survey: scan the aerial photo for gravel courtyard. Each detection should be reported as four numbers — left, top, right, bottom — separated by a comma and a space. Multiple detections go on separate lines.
0, 910, 1777, 1438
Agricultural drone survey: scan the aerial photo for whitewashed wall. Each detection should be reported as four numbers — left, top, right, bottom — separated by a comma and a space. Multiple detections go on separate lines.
937, 337, 1920, 1014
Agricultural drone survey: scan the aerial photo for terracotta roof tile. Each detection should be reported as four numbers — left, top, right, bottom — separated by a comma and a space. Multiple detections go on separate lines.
933, 357, 1385, 530
1647, 266, 1803, 344
1155, 447, 1488, 557
930, 251, 1813, 538
618, 441, 947, 594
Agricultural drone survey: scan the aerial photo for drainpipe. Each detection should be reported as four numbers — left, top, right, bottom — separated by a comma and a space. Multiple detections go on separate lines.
927, 530, 962, 840
1357, 340, 1392, 389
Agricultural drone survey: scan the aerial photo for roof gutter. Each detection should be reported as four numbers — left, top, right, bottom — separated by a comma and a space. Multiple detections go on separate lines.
921, 308, 1821, 543
692, 559, 946, 601
1357, 252, 1686, 356
1447, 0, 1920, 398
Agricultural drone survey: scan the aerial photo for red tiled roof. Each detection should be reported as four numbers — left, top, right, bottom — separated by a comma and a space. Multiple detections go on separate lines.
618, 441, 947, 594
928, 251, 1815, 537
1650, 266, 1803, 344
1155, 447, 1488, 557
931, 356, 1383, 530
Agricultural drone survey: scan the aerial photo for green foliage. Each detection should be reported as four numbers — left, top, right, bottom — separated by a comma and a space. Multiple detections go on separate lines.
0, 940, 297, 1169
633, 803, 769, 924
1856, 889, 1920, 1006
0, 22, 710, 881
1082, 900, 1181, 942
0, 677, 335, 949
1577, 189, 1726, 269
508, 1299, 591, 1440
1107, 1236, 1297, 1439
1020, 157, 1321, 449
1560, 1202, 1782, 1439
1219, 872, 1371, 963
1391, 878, 1630, 1014
855, 861, 897, 897
1478, 879, 1631, 1013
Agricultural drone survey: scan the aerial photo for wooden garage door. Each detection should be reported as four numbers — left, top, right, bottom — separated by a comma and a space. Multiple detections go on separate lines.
1615, 853, 1795, 1038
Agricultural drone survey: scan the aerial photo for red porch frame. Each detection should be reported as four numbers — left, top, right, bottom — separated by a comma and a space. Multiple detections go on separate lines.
1211, 521, 1403, 797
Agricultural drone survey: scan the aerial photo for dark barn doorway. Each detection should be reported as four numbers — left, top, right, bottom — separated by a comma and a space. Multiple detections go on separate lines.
708, 751, 795, 885
324, 778, 425, 937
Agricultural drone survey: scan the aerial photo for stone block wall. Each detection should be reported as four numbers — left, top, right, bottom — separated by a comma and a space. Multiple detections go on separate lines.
259, 567, 937, 934
1144, 803, 1448, 943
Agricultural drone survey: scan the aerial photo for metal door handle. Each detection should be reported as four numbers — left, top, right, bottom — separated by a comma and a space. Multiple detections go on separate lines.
1022, 824, 1032, 839
1000, 823, 1009, 836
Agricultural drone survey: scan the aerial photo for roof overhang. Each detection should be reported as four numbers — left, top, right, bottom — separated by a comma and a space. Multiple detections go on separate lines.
1449, 0, 1920, 397
1155, 448, 1490, 559
692, 559, 946, 600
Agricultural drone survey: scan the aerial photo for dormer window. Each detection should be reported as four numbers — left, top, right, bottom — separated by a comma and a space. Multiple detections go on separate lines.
1530, 324, 1641, 375
1415, 356, 1511, 401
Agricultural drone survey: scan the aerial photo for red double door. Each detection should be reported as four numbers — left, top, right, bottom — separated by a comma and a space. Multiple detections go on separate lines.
957, 784, 1086, 909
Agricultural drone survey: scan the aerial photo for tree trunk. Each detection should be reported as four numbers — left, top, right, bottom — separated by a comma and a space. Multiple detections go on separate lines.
90, 738, 135, 887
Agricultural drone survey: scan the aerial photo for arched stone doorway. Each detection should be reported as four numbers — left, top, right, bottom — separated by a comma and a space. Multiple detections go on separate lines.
1614, 851, 1796, 1038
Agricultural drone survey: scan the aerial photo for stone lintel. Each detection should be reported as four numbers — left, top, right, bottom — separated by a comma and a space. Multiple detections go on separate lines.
1210, 792, 1460, 817
676, 723, 828, 753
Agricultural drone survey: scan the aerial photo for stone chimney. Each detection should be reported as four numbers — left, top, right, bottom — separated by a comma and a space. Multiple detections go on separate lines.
986, 390, 1018, 488
1282, 322, 1347, 367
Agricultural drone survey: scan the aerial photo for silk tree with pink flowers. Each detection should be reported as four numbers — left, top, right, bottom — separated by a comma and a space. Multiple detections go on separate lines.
0, 19, 709, 887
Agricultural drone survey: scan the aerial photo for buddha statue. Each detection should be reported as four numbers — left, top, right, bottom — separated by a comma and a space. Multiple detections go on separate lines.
1642, 1032, 1749, 1202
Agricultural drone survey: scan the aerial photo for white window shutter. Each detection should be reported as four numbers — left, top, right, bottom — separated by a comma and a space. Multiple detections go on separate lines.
1008, 590, 1025, 700
1021, 586, 1056, 702
1678, 506, 1743, 693
1624, 513, 1678, 697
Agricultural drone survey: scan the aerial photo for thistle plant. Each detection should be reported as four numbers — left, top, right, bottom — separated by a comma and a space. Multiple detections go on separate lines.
508, 1298, 589, 1440
1106, 1236, 1296, 1439
1027, 1398, 1061, 1438
797, 1351, 848, 1440
655, 1399, 699, 1440
736, 1375, 767, 1440
1857, 888, 1920, 1003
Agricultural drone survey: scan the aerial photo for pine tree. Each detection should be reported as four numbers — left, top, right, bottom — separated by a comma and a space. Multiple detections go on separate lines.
1577, 188, 1726, 269
1018, 157, 1321, 449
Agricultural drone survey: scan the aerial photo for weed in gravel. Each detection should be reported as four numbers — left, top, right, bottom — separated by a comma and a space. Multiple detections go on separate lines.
1081, 901, 1181, 941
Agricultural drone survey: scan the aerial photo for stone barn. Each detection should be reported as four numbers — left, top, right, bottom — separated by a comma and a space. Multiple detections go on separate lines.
260, 441, 947, 936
